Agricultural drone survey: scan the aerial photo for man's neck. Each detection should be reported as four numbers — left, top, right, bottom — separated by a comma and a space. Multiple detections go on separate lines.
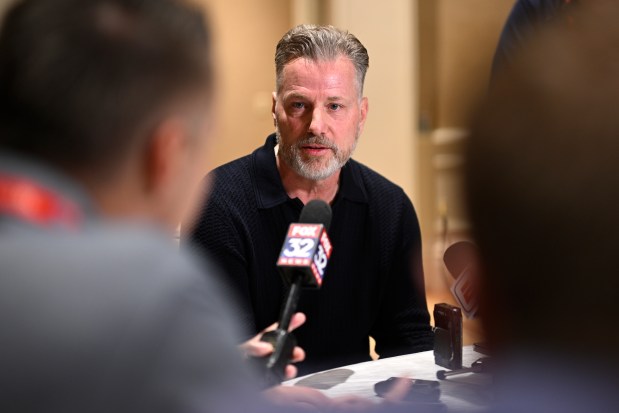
275, 148, 340, 205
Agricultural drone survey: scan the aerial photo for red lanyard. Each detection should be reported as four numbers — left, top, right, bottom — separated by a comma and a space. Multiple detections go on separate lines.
0, 174, 82, 228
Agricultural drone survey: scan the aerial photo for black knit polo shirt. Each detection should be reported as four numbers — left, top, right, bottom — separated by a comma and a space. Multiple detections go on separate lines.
186, 134, 433, 376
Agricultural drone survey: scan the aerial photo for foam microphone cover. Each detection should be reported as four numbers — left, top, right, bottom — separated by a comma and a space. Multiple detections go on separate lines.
299, 199, 332, 231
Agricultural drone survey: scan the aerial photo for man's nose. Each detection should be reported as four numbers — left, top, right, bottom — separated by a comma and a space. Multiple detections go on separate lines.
308, 106, 327, 136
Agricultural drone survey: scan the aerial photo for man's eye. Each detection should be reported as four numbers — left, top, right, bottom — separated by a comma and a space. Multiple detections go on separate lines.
291, 102, 305, 109
328, 103, 342, 111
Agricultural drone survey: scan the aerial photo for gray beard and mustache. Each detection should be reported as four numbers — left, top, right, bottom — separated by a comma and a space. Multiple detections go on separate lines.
275, 129, 359, 181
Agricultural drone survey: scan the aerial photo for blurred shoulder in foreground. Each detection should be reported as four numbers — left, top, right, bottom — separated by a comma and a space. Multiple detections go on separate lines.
469, 2, 619, 412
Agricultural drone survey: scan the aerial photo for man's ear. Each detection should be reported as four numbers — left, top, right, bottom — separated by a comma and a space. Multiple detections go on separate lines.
271, 91, 277, 127
144, 117, 186, 195
358, 97, 369, 135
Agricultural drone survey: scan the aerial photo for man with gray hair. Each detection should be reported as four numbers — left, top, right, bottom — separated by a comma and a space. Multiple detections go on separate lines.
187, 24, 433, 376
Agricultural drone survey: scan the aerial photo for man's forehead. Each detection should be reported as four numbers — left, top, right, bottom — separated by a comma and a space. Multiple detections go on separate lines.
278, 56, 359, 95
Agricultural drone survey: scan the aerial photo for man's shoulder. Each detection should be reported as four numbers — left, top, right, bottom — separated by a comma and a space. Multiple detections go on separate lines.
2, 225, 220, 298
348, 159, 409, 204
204, 153, 260, 217
1, 224, 244, 338
521, 0, 564, 13
0, 225, 257, 409
507, 0, 565, 25
210, 153, 254, 188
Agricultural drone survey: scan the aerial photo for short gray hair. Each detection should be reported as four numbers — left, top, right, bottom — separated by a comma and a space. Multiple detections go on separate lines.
275, 24, 369, 96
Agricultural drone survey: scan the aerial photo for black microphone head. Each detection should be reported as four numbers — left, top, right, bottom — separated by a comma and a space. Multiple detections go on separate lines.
299, 199, 332, 231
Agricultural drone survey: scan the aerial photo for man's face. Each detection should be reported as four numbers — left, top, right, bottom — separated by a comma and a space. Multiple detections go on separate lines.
272, 56, 368, 181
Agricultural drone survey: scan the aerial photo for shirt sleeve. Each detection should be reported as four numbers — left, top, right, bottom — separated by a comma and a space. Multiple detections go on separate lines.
370, 194, 434, 359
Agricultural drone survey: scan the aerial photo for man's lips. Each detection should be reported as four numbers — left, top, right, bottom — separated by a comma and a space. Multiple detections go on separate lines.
301, 144, 331, 155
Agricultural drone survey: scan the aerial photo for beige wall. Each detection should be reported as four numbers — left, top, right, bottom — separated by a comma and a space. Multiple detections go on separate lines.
197, 0, 291, 171
419, 0, 515, 130
435, 0, 515, 128
0, 0, 14, 14
327, 0, 420, 201
420, 0, 514, 237
417, 0, 514, 297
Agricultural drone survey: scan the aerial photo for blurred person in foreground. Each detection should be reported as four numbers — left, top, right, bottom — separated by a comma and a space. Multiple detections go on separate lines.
467, 2, 619, 412
492, 0, 580, 76
186, 24, 433, 377
0, 0, 335, 411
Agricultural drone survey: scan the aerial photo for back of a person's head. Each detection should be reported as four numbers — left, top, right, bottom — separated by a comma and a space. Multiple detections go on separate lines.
0, 0, 212, 179
466, 1, 619, 360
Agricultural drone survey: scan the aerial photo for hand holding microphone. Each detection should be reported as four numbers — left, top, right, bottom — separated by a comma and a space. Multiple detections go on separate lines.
240, 312, 306, 379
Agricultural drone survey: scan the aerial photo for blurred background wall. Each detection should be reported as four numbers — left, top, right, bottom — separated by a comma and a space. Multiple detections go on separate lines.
199, 0, 291, 164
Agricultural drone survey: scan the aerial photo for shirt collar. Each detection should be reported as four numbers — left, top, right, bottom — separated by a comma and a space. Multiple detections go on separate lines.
253, 134, 368, 209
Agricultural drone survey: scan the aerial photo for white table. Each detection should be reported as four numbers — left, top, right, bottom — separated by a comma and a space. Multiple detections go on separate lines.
283, 346, 492, 411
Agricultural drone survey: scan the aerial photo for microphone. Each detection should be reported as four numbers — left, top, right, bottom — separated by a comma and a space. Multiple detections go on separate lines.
260, 200, 333, 385
277, 199, 332, 289
443, 241, 479, 318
